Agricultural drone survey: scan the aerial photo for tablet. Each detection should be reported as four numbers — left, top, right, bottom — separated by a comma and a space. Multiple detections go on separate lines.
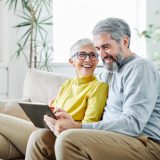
18, 102, 57, 128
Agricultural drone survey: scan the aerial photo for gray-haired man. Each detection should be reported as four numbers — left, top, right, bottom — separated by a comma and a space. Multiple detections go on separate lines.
25, 17, 160, 160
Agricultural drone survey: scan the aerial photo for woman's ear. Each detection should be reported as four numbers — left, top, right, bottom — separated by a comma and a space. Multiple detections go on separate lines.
69, 58, 75, 67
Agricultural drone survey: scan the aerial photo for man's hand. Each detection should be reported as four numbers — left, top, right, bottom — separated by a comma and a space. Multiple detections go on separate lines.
44, 110, 82, 136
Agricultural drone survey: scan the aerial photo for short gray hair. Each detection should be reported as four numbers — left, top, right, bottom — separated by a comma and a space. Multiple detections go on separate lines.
70, 38, 94, 58
92, 17, 131, 47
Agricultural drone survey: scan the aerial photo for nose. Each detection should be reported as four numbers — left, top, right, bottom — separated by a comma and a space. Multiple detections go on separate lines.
85, 55, 91, 61
98, 48, 106, 58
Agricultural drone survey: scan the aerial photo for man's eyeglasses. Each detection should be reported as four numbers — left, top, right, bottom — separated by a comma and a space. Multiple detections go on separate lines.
72, 52, 99, 61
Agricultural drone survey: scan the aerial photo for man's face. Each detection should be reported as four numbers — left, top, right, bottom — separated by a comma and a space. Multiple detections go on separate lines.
93, 33, 125, 72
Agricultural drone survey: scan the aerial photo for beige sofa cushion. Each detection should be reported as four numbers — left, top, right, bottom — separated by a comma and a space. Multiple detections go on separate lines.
23, 69, 69, 103
0, 100, 29, 120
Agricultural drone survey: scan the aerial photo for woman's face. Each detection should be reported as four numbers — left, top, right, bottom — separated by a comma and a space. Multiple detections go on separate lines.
69, 44, 99, 78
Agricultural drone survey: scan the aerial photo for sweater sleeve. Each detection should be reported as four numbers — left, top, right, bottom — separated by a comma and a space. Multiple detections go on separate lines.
82, 62, 159, 136
82, 82, 108, 123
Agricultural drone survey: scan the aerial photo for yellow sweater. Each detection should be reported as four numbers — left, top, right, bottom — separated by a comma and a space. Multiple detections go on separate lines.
51, 75, 108, 123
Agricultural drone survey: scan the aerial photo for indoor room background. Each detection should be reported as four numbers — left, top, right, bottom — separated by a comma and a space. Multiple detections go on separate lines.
0, 0, 160, 100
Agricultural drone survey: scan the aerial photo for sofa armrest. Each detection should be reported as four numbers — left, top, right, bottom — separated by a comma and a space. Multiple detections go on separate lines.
0, 100, 30, 121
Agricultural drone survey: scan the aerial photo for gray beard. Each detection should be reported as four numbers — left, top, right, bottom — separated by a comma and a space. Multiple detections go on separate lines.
102, 53, 125, 73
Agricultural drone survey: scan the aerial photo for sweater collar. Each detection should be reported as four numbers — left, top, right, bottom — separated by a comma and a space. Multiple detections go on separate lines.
75, 75, 96, 85
122, 54, 137, 66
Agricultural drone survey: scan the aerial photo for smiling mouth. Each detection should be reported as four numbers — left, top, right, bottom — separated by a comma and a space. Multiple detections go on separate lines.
82, 64, 92, 68
102, 55, 116, 63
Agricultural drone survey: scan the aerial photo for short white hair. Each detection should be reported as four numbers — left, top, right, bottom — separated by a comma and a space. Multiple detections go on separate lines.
70, 38, 94, 57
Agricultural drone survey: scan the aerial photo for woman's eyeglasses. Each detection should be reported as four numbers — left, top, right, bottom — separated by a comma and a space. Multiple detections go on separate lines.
72, 52, 99, 61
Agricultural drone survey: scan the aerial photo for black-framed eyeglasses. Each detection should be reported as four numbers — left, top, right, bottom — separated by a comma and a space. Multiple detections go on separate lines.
72, 52, 99, 61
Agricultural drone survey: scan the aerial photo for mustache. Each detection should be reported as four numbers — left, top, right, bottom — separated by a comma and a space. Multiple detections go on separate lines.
102, 55, 117, 62
102, 55, 121, 67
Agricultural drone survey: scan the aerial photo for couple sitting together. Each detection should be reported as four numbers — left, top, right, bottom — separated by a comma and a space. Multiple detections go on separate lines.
0, 17, 160, 160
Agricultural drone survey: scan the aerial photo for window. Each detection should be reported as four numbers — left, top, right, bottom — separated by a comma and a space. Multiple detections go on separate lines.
53, 0, 146, 63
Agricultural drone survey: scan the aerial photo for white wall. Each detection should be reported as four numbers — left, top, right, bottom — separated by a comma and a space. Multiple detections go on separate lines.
146, 0, 160, 61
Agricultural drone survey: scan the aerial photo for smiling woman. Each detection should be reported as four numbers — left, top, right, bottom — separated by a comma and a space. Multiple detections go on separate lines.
53, 0, 146, 63
49, 38, 108, 123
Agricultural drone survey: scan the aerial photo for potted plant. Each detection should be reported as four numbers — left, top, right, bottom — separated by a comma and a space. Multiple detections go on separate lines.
1, 0, 53, 71
136, 10, 160, 68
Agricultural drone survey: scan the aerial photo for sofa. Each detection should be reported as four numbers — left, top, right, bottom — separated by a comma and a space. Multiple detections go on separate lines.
0, 68, 70, 159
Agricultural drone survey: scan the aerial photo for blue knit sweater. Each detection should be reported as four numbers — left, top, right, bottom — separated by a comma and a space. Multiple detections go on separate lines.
83, 55, 160, 142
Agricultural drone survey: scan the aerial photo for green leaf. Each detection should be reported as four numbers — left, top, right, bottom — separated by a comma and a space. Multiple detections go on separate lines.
14, 22, 31, 27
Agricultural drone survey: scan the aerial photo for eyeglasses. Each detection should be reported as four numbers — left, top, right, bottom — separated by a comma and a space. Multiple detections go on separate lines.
73, 52, 99, 61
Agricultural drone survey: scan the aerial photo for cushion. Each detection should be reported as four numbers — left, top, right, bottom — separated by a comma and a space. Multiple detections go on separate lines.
23, 69, 69, 103
0, 100, 29, 121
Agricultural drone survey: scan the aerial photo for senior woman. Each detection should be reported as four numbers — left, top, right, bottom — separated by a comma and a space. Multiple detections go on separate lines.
50, 38, 108, 123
